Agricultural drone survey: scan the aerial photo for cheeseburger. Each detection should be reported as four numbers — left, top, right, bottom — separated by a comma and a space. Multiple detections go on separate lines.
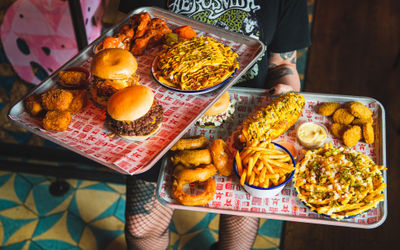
106, 85, 163, 141
90, 48, 138, 108
197, 91, 235, 127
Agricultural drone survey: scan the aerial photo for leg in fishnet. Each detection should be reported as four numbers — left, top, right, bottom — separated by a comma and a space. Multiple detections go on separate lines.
218, 214, 260, 250
125, 177, 174, 250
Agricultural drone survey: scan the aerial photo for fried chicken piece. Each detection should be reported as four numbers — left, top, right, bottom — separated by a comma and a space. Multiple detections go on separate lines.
130, 18, 172, 55
348, 101, 373, 119
58, 70, 88, 89
318, 102, 341, 116
99, 36, 122, 50
362, 123, 375, 144
68, 90, 87, 114
330, 123, 348, 139
119, 24, 134, 40
43, 110, 71, 131
130, 36, 150, 55
332, 108, 354, 125
343, 125, 362, 147
352, 116, 373, 125
131, 12, 151, 39
41, 89, 73, 111
148, 18, 172, 45
24, 94, 44, 116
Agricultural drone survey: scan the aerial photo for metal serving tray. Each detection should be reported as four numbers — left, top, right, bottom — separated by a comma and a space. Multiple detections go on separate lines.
156, 87, 387, 229
7, 7, 265, 175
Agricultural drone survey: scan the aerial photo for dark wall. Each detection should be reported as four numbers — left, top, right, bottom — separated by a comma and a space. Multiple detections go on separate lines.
284, 1, 400, 249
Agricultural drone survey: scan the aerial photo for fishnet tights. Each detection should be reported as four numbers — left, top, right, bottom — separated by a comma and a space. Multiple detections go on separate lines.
125, 177, 259, 250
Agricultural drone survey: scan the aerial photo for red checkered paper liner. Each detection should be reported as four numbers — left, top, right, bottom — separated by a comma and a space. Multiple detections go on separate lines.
9, 30, 261, 175
157, 91, 386, 227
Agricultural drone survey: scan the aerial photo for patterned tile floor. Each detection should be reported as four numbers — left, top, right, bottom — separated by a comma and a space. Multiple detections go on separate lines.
0, 171, 282, 249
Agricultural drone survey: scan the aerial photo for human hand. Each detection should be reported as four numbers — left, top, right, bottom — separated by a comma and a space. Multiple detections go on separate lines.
268, 83, 299, 95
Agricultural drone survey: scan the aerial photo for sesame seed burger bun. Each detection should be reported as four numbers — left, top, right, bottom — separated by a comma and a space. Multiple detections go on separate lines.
107, 85, 154, 121
91, 48, 137, 80
204, 91, 230, 116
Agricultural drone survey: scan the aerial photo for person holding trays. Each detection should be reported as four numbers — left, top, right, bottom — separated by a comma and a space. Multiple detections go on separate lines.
118, 0, 311, 249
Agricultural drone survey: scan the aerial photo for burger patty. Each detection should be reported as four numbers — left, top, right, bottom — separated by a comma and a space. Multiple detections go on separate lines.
106, 100, 163, 136
93, 75, 138, 97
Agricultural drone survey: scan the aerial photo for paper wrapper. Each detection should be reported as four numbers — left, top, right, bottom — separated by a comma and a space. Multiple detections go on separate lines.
157, 92, 385, 227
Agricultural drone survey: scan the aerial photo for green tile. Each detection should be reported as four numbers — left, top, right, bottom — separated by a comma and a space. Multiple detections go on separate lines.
14, 175, 32, 203
66, 212, 86, 243
32, 212, 64, 238
0, 215, 36, 245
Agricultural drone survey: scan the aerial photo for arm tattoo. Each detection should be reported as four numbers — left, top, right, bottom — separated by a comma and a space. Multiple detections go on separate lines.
279, 51, 295, 60
290, 55, 297, 64
267, 66, 294, 83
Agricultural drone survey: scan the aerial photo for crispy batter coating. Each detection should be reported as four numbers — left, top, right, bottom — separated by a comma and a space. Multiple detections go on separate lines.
209, 139, 233, 176
330, 123, 347, 139
352, 116, 373, 125
58, 71, 87, 88
41, 89, 73, 111
130, 18, 172, 55
68, 90, 87, 114
24, 94, 44, 116
172, 177, 216, 206
173, 164, 217, 184
170, 148, 212, 167
343, 125, 362, 147
43, 110, 71, 131
362, 123, 375, 144
318, 102, 341, 116
348, 101, 373, 119
170, 136, 209, 151
332, 108, 354, 125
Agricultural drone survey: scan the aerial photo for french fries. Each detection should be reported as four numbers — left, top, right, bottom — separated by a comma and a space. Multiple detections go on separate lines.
294, 143, 386, 220
235, 142, 294, 189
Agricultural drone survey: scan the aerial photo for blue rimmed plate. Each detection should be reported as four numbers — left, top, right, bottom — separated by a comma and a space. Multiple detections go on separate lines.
151, 55, 237, 94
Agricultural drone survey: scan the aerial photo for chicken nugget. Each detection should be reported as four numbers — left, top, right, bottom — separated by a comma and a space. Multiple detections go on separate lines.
318, 102, 341, 116
352, 116, 373, 125
41, 89, 73, 111
58, 70, 88, 89
24, 94, 44, 116
330, 123, 347, 139
362, 123, 374, 144
43, 110, 71, 131
342, 125, 362, 147
68, 90, 87, 114
348, 101, 372, 119
170, 149, 212, 167
332, 108, 354, 125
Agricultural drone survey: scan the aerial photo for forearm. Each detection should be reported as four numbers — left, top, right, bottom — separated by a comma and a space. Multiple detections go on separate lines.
267, 63, 301, 92
267, 51, 301, 93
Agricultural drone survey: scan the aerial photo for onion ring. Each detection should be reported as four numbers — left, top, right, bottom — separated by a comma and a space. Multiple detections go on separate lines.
172, 178, 216, 206
173, 164, 217, 183
210, 139, 234, 176
172, 164, 217, 206
170, 148, 212, 167
170, 136, 210, 151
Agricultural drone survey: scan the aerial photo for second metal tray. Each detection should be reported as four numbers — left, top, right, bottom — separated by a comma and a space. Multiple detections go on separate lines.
156, 87, 387, 229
